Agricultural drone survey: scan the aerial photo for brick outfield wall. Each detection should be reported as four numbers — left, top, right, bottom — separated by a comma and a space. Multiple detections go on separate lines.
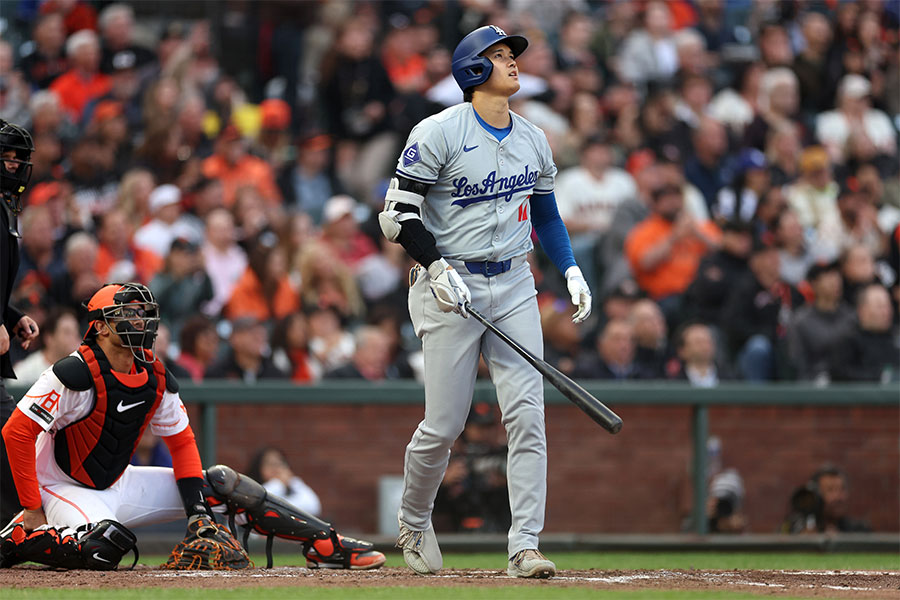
198, 404, 900, 535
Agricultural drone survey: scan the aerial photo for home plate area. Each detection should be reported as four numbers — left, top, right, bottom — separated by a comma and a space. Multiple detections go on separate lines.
2, 566, 899, 597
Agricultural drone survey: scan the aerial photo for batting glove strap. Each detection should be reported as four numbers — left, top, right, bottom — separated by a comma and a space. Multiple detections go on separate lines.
565, 266, 592, 324
428, 258, 471, 317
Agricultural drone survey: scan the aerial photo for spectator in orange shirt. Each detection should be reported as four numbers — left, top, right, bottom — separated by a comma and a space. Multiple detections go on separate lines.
319, 195, 377, 271
225, 240, 300, 322
49, 30, 110, 122
93, 208, 163, 284
625, 161, 721, 319
201, 125, 281, 207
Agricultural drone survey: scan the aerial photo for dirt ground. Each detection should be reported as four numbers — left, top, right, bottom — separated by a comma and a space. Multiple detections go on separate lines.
2, 565, 899, 598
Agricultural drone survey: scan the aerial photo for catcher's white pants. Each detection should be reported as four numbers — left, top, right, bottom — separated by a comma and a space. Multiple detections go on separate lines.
401, 257, 547, 557
35, 448, 184, 530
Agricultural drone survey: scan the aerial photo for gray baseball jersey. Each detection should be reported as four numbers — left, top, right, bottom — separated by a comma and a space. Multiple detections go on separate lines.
396, 103, 556, 557
396, 103, 557, 261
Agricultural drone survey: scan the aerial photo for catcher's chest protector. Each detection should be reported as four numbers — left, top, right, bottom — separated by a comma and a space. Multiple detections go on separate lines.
53, 342, 166, 489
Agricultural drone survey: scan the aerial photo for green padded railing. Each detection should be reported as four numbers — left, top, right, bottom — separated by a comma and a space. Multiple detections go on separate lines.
7, 381, 896, 535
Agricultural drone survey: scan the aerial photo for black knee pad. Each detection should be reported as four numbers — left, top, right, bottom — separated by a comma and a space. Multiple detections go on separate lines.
0, 519, 136, 570
79, 520, 138, 570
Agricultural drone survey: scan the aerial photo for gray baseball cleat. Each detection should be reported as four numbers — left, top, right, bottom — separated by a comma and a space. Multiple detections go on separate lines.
396, 518, 442, 575
507, 549, 556, 578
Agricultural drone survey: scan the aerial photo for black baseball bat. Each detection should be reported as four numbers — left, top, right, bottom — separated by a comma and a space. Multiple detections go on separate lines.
465, 304, 623, 434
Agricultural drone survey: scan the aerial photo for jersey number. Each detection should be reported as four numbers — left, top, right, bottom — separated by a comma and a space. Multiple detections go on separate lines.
518, 203, 528, 222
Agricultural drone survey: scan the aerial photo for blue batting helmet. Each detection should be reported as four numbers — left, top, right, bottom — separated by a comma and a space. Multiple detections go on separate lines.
451, 25, 528, 91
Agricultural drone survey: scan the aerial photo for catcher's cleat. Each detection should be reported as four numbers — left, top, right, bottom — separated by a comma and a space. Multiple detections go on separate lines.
304, 532, 385, 570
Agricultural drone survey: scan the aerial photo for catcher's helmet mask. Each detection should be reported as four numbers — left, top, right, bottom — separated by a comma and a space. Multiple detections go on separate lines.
0, 119, 35, 215
451, 25, 528, 92
84, 283, 161, 363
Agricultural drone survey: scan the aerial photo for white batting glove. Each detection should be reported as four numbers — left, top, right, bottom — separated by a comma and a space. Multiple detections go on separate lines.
428, 258, 471, 318
565, 266, 592, 324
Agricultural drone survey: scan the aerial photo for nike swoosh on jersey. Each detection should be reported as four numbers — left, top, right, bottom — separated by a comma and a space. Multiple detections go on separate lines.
92, 552, 111, 563
117, 400, 145, 413
463, 145, 478, 152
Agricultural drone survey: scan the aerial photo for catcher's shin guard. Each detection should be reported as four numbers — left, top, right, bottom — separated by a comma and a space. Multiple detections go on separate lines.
204, 465, 384, 570
0, 516, 137, 570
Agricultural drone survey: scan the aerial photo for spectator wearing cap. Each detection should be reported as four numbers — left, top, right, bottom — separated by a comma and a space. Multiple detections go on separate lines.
319, 195, 378, 271
225, 240, 300, 323
625, 161, 721, 317
669, 322, 732, 387
555, 135, 637, 294
830, 284, 899, 383
787, 260, 855, 382
684, 116, 729, 215
88, 100, 132, 177
202, 124, 282, 207
97, 3, 156, 75
82, 47, 144, 135
49, 29, 111, 122
18, 12, 68, 89
175, 315, 219, 383
204, 317, 288, 382
134, 184, 192, 258
277, 133, 338, 225
722, 239, 803, 381
201, 208, 248, 317
714, 148, 771, 224
600, 279, 642, 327
149, 237, 214, 341
94, 208, 163, 284
254, 98, 293, 172
786, 145, 840, 239
683, 218, 753, 327
816, 74, 896, 165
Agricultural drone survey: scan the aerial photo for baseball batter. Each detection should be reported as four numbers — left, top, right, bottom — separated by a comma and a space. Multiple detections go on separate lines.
381, 26, 591, 578
0, 282, 384, 570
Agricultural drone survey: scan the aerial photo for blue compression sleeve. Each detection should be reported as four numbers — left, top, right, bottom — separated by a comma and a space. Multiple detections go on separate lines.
530, 191, 576, 274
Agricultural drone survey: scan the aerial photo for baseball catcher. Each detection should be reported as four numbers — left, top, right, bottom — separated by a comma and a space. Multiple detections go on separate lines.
0, 283, 384, 570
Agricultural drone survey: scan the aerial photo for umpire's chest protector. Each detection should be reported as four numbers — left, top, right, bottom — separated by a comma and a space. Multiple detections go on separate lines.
53, 342, 167, 489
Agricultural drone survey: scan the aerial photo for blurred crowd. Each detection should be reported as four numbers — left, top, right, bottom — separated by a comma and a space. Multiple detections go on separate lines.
2, 0, 898, 387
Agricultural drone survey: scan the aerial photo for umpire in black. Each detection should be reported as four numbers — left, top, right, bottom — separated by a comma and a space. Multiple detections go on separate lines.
1, 119, 41, 524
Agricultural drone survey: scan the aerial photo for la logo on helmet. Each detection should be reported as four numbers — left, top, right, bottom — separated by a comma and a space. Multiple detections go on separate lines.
489, 25, 506, 36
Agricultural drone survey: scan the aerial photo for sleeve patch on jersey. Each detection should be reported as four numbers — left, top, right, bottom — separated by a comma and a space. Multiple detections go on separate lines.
28, 403, 54, 425
402, 142, 421, 167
